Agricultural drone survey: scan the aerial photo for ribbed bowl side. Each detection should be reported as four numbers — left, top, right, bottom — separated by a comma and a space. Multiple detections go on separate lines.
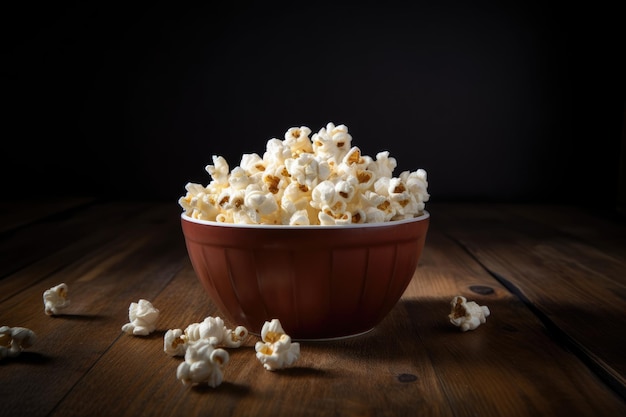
187, 243, 240, 325
181, 214, 429, 339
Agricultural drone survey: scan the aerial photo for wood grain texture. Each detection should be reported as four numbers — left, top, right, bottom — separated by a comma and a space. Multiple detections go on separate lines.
1, 201, 625, 417
406, 230, 626, 416
0, 197, 96, 234
432, 202, 626, 397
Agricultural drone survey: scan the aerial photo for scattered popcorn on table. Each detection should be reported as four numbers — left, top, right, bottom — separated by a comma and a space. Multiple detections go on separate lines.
164, 328, 187, 356
176, 339, 230, 387
43, 283, 70, 316
186, 316, 249, 348
164, 316, 249, 356
255, 319, 300, 371
179, 122, 429, 225
0, 326, 36, 360
121, 299, 160, 336
448, 296, 491, 332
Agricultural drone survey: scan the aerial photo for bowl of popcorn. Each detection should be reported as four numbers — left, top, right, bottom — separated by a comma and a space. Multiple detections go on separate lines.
179, 123, 430, 340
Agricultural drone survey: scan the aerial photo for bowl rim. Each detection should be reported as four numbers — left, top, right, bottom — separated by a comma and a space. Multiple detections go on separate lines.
181, 210, 429, 230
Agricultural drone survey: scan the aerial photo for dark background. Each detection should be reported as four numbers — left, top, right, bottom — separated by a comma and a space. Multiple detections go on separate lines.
2, 1, 624, 209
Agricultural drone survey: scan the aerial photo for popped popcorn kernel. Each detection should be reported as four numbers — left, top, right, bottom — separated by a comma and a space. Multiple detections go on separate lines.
121, 299, 160, 336
255, 319, 300, 371
176, 339, 229, 387
186, 316, 249, 348
179, 122, 429, 225
448, 296, 491, 332
164, 328, 187, 356
166, 317, 248, 387
164, 316, 249, 357
43, 283, 70, 316
229, 326, 249, 346
0, 326, 36, 360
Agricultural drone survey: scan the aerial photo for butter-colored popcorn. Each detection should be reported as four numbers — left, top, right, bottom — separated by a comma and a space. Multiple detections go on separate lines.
336, 147, 375, 190
372, 151, 397, 179
280, 182, 314, 225
228, 166, 250, 190
164, 316, 249, 357
285, 152, 331, 191
448, 296, 491, 331
176, 339, 230, 387
311, 122, 352, 166
179, 184, 221, 221
121, 299, 160, 336
288, 209, 311, 226
359, 191, 393, 223
185, 316, 249, 349
244, 184, 279, 217
284, 126, 313, 156
179, 122, 429, 225
401, 168, 429, 203
43, 283, 70, 316
164, 328, 187, 356
310, 180, 338, 212
255, 319, 300, 371
264, 138, 292, 166
239, 153, 266, 176
205, 155, 230, 186
0, 326, 36, 360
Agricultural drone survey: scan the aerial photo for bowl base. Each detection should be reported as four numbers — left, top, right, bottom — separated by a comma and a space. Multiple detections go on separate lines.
249, 326, 376, 342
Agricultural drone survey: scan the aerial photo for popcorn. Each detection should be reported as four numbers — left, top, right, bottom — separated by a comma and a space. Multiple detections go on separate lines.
43, 283, 70, 316
448, 296, 491, 331
186, 316, 249, 348
311, 123, 352, 165
280, 182, 313, 225
164, 328, 187, 356
176, 339, 230, 387
284, 126, 313, 156
244, 185, 279, 217
206, 155, 230, 186
284, 152, 331, 190
164, 316, 249, 356
255, 319, 300, 371
179, 122, 429, 225
121, 299, 160, 336
165, 317, 248, 387
0, 326, 36, 360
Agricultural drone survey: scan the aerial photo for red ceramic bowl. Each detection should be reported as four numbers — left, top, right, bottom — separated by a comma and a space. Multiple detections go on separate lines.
181, 212, 429, 340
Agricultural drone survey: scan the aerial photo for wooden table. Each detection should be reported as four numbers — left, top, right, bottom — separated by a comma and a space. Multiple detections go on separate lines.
2, 199, 625, 417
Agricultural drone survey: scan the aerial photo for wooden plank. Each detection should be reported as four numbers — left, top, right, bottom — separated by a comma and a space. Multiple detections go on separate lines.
41, 224, 626, 416
0, 197, 97, 234
503, 203, 626, 261
2, 202, 625, 417
0, 201, 179, 280
0, 202, 175, 296
431, 202, 626, 398
0, 203, 189, 417
405, 230, 626, 416
46, 261, 455, 417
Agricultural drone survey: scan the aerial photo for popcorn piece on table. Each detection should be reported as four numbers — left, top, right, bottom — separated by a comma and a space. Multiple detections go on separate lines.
448, 296, 491, 332
164, 316, 248, 357
164, 328, 187, 356
255, 318, 300, 371
0, 326, 36, 360
122, 299, 159, 336
43, 283, 70, 316
185, 316, 249, 348
176, 339, 230, 387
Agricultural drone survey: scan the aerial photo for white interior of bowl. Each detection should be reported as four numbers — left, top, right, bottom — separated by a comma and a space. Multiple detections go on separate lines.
181, 210, 429, 229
